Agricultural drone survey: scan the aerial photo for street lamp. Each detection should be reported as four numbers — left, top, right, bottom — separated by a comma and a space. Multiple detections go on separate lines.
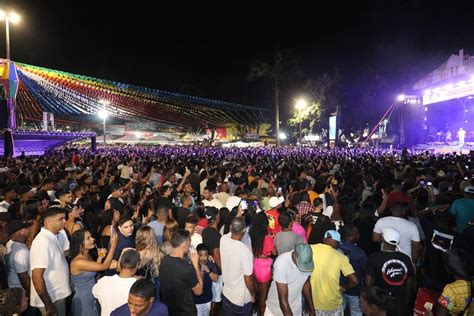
295, 99, 307, 144
0, 10, 21, 60
98, 100, 109, 146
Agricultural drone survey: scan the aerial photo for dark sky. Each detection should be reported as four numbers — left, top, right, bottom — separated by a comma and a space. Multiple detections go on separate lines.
3, 0, 474, 122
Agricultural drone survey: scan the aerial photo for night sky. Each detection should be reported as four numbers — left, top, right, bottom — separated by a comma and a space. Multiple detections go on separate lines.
2, 0, 474, 125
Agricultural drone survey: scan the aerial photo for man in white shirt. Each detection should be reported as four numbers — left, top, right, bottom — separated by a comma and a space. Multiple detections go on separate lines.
202, 187, 223, 209
0, 186, 17, 213
265, 243, 315, 315
220, 217, 255, 315
214, 183, 230, 208
457, 127, 466, 146
5, 220, 32, 292
30, 207, 71, 316
372, 202, 420, 263
92, 249, 140, 316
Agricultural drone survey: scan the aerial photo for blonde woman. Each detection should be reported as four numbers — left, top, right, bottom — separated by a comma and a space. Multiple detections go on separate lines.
163, 218, 178, 243
135, 226, 162, 299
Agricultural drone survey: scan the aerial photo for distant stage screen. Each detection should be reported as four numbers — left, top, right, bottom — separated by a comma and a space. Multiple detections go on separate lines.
329, 116, 337, 140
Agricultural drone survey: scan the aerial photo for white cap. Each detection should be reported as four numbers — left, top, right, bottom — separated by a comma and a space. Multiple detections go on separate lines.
226, 196, 242, 211
382, 227, 400, 246
464, 186, 474, 194
269, 196, 285, 208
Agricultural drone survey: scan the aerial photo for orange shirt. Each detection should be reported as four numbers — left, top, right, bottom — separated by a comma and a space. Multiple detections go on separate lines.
308, 190, 318, 205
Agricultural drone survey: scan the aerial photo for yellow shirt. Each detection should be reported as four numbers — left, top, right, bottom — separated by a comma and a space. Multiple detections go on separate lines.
437, 280, 472, 315
248, 176, 255, 184
310, 243, 355, 311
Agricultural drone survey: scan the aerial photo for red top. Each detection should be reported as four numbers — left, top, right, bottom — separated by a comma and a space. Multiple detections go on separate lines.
387, 192, 416, 216
196, 218, 208, 234
266, 209, 281, 237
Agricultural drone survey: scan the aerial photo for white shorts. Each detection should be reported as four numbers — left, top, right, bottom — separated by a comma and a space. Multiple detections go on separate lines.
211, 275, 223, 303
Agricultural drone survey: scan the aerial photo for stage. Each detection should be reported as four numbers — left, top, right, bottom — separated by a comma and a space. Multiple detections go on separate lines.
412, 142, 474, 154
0, 130, 96, 156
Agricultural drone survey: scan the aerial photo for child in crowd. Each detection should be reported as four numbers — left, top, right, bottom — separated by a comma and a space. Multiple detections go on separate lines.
194, 244, 219, 316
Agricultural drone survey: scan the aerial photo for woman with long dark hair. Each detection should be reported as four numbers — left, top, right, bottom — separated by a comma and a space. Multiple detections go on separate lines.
248, 212, 276, 316
70, 229, 118, 316
97, 209, 120, 248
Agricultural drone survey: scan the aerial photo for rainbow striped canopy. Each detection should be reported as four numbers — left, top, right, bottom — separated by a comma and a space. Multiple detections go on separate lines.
13, 61, 265, 127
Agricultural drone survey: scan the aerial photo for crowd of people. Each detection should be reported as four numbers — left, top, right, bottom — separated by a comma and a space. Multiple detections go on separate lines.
0, 144, 473, 316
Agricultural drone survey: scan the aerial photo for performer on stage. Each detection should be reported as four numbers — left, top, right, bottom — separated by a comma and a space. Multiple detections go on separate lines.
445, 130, 452, 143
457, 127, 466, 146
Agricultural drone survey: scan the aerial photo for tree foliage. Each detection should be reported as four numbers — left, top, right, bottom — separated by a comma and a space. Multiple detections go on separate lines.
288, 68, 341, 136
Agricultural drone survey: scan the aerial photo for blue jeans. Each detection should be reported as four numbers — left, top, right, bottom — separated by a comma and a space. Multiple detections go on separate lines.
343, 294, 362, 316
222, 295, 253, 316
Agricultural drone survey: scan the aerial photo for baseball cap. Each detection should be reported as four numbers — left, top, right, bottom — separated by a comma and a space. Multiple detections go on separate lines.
109, 183, 122, 193
382, 227, 400, 246
226, 196, 242, 211
464, 186, 474, 194
250, 189, 263, 199
294, 243, 314, 272
6, 220, 33, 235
204, 207, 218, 222
324, 230, 341, 243
269, 196, 285, 208
18, 185, 32, 196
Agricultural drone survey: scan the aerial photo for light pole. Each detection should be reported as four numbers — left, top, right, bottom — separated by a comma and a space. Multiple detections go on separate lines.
0, 10, 20, 60
98, 100, 109, 146
295, 99, 307, 144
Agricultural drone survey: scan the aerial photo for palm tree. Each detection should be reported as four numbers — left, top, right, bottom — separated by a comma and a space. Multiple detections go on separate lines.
248, 49, 299, 146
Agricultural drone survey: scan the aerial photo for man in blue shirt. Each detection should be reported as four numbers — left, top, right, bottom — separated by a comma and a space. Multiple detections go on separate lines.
111, 279, 168, 316
450, 186, 474, 233
339, 224, 367, 316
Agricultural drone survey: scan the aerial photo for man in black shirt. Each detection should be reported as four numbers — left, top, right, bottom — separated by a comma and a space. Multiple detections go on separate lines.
201, 207, 222, 316
156, 186, 173, 211
365, 227, 414, 316
302, 198, 335, 244
173, 194, 193, 229
159, 229, 203, 316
